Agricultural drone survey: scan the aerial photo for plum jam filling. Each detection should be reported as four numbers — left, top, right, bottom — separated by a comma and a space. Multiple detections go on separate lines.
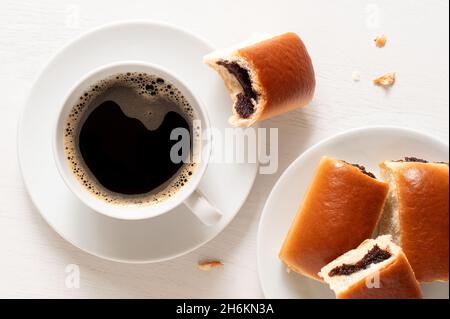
394, 157, 448, 165
328, 245, 392, 277
217, 61, 258, 119
351, 163, 376, 178
395, 157, 429, 163
235, 94, 255, 119
342, 161, 376, 178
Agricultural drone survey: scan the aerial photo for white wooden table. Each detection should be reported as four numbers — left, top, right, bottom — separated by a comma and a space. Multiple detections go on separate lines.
0, 0, 448, 298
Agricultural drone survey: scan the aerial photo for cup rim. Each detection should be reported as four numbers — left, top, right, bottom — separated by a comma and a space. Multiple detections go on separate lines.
52, 60, 212, 220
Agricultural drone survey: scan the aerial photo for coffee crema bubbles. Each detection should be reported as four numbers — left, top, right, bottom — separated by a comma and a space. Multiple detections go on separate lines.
63, 72, 199, 205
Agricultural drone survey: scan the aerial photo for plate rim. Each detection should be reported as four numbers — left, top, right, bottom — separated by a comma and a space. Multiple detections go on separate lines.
257, 125, 449, 298
17, 20, 258, 264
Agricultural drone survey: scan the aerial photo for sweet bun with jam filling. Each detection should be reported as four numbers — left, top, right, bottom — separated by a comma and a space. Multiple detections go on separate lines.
203, 32, 315, 127
319, 235, 422, 299
279, 156, 389, 281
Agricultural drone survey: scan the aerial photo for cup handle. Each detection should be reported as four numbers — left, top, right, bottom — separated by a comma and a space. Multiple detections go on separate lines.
184, 190, 222, 226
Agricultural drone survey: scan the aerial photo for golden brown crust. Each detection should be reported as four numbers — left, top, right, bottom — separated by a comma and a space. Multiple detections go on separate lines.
381, 162, 449, 282
337, 252, 422, 299
237, 32, 315, 123
279, 157, 389, 280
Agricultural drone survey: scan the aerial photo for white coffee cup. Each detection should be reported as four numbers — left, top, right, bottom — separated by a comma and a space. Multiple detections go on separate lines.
53, 61, 222, 225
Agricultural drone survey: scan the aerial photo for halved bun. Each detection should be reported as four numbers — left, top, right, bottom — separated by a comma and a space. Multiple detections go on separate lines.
319, 235, 422, 299
204, 32, 315, 127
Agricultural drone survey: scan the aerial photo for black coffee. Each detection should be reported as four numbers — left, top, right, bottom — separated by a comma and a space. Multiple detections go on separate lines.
64, 72, 198, 204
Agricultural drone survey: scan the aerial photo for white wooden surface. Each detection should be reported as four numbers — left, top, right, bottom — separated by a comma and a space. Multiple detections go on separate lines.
0, 0, 448, 298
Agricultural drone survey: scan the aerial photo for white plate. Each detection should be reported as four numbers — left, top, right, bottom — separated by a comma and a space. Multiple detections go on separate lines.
257, 126, 449, 299
17, 21, 257, 263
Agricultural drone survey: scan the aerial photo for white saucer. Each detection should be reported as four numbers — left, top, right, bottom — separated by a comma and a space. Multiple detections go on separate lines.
18, 21, 257, 263
257, 126, 449, 299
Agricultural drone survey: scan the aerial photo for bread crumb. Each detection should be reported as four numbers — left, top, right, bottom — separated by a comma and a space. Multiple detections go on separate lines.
286, 267, 292, 274
373, 72, 396, 87
198, 260, 223, 271
352, 71, 361, 82
374, 34, 387, 48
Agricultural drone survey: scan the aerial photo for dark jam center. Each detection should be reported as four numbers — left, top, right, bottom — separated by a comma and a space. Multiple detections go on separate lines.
217, 61, 257, 119
235, 94, 255, 119
217, 61, 256, 100
328, 245, 392, 277
342, 161, 376, 178
351, 163, 376, 179
396, 157, 429, 163
393, 157, 448, 165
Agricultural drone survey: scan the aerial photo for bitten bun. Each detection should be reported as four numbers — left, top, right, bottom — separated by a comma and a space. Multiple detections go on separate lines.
279, 156, 389, 280
379, 158, 449, 282
319, 235, 423, 299
203, 32, 315, 127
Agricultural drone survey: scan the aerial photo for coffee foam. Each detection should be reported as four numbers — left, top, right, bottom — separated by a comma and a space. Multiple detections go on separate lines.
63, 72, 199, 205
